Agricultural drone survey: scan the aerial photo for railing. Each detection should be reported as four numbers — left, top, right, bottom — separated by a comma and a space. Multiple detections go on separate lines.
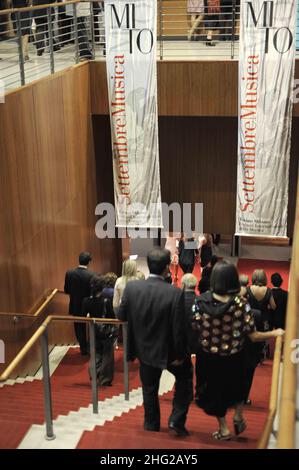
0, 288, 58, 318
276, 175, 299, 449
0, 1, 105, 90
0, 313, 129, 441
257, 336, 283, 449
158, 0, 240, 60
0, 288, 62, 378
1, 1, 299, 91
258, 172, 299, 449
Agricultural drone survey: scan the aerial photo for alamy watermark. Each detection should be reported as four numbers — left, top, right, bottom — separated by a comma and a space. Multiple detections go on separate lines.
95, 202, 203, 239
292, 79, 299, 104
0, 340, 4, 364
0, 80, 5, 104
290, 339, 299, 364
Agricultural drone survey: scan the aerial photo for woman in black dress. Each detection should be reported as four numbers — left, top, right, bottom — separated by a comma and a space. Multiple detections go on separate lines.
200, 233, 213, 269
82, 275, 116, 386
192, 261, 284, 440
178, 236, 198, 274
247, 269, 276, 331
12, 0, 31, 61
246, 269, 276, 361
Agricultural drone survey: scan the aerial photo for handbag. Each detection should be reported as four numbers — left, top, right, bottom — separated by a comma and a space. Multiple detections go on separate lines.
95, 298, 118, 341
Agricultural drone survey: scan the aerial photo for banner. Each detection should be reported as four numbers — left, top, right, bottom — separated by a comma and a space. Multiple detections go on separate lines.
104, 0, 162, 228
236, 0, 297, 237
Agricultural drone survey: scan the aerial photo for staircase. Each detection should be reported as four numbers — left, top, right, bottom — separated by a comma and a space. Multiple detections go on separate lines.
77, 361, 272, 450
0, 346, 272, 449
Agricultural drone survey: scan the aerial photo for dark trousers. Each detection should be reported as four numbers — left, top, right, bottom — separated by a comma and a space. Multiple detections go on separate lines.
77, 17, 91, 57
58, 7, 72, 45
35, 11, 57, 53
180, 263, 194, 274
194, 353, 203, 402
221, 11, 232, 40
243, 367, 256, 401
95, 339, 114, 385
35, 16, 48, 52
139, 358, 193, 431
74, 321, 88, 353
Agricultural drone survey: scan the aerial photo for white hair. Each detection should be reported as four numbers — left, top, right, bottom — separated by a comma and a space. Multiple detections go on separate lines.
181, 274, 197, 290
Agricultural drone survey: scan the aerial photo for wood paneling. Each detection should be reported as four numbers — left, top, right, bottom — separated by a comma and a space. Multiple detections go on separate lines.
158, 61, 238, 116
92, 115, 299, 235
92, 116, 123, 275
157, 1, 189, 38
0, 63, 122, 377
159, 116, 299, 235
90, 60, 299, 117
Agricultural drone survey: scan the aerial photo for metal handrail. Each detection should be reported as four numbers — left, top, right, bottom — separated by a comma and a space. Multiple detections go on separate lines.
0, 313, 129, 440
257, 335, 283, 449
276, 185, 299, 448
0, 1, 82, 16
0, 288, 58, 317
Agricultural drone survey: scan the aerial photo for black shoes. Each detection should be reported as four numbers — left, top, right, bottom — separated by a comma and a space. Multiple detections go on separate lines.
168, 422, 190, 437
144, 425, 160, 432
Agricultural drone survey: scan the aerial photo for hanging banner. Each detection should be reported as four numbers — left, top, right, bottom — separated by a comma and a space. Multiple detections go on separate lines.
104, 0, 162, 228
236, 0, 297, 237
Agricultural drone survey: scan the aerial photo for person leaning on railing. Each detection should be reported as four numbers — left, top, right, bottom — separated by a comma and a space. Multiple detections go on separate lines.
192, 261, 284, 441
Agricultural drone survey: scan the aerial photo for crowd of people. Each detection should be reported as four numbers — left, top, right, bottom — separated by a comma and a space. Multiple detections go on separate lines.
0, 1, 240, 62
64, 246, 288, 441
0, 1, 105, 62
187, 0, 240, 45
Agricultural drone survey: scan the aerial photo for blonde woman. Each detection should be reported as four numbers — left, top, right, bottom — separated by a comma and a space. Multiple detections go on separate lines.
113, 259, 137, 310
165, 235, 179, 283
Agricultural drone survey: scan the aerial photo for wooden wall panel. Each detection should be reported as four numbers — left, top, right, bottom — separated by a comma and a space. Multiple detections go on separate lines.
92, 115, 299, 236
0, 63, 122, 377
90, 60, 299, 117
157, 1, 189, 38
92, 116, 123, 275
158, 61, 239, 116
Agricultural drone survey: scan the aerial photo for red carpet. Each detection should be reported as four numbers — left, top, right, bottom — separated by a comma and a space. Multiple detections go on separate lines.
0, 348, 140, 449
77, 360, 273, 449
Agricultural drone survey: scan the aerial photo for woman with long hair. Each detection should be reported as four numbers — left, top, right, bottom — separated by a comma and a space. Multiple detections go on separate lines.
113, 259, 137, 310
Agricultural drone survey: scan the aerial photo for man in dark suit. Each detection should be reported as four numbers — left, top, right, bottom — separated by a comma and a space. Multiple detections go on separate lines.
64, 252, 94, 355
117, 248, 193, 437
271, 273, 288, 329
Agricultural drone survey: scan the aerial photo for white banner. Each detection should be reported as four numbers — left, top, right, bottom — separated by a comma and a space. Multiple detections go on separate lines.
104, 0, 162, 228
236, 0, 297, 237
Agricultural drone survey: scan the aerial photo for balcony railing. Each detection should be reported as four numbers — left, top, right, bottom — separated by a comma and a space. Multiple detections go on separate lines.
1, 1, 299, 91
